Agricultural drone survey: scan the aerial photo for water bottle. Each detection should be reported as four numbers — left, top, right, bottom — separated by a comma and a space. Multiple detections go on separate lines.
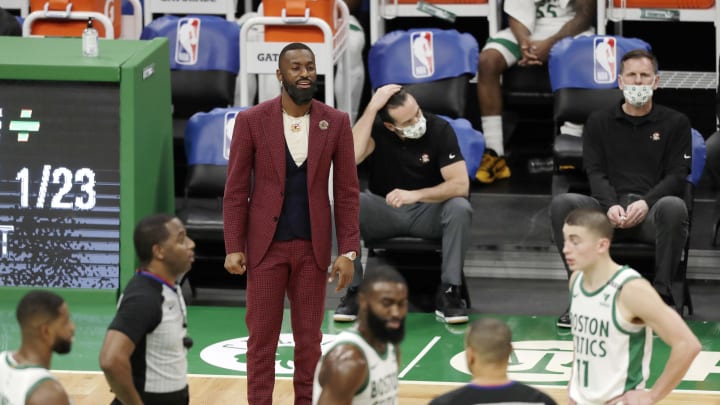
527, 157, 554, 174
82, 17, 99, 58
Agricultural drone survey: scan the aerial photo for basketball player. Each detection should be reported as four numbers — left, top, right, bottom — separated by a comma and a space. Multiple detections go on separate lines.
562, 207, 700, 404
313, 266, 408, 404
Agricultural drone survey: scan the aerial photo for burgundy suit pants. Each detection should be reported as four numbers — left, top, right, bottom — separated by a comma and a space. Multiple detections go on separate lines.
245, 239, 327, 405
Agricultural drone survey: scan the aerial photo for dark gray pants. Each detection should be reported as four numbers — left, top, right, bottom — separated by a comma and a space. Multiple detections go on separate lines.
549, 193, 688, 299
349, 191, 473, 287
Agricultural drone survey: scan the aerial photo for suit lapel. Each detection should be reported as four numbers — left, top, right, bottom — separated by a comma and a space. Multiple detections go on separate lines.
307, 100, 329, 186
260, 99, 286, 183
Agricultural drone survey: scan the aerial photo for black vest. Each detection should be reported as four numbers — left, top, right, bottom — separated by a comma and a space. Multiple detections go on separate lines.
274, 145, 312, 241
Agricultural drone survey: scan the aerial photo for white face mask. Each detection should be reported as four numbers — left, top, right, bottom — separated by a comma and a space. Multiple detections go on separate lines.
622, 83, 654, 108
397, 114, 427, 139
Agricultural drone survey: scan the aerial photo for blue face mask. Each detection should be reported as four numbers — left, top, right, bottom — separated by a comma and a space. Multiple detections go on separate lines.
397, 114, 427, 139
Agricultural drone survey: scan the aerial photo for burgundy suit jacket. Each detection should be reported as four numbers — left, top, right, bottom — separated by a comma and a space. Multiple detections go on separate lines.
223, 97, 360, 269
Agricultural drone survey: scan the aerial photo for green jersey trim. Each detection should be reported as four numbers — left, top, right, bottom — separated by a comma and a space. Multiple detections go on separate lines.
611, 274, 644, 336
24, 376, 54, 403
624, 330, 649, 391
579, 265, 629, 297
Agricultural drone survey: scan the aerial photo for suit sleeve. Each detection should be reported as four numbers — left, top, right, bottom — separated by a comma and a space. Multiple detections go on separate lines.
223, 111, 254, 254
332, 112, 361, 255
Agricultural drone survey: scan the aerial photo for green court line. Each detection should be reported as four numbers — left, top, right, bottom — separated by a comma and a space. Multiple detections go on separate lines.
1, 304, 719, 392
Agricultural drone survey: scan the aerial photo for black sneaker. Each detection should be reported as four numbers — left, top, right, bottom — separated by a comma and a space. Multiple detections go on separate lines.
556, 309, 571, 328
333, 287, 359, 322
435, 285, 469, 324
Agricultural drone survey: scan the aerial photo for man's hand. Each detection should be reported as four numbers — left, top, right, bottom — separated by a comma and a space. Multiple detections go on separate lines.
622, 200, 649, 228
518, 39, 534, 66
367, 84, 402, 112
522, 38, 554, 66
385, 188, 418, 208
328, 256, 354, 292
224, 252, 247, 275
606, 205, 627, 228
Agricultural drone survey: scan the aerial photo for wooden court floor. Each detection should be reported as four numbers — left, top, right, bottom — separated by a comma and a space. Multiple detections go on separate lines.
2, 301, 719, 404
56, 372, 720, 404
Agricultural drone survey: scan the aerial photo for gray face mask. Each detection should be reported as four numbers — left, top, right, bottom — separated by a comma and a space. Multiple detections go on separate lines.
397, 114, 427, 139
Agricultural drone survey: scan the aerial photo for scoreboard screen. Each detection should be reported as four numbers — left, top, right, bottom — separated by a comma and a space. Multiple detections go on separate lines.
0, 80, 121, 289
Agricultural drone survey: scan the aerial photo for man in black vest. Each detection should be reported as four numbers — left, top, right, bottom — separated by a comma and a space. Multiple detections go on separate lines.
223, 42, 360, 405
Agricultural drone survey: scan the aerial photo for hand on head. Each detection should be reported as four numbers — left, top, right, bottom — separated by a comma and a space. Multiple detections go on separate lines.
368, 84, 402, 111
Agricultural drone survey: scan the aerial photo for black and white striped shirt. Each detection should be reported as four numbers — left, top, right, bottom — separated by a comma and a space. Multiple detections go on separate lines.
108, 272, 188, 399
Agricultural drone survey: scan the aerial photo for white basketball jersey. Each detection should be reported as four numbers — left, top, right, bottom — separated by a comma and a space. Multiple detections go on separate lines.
313, 329, 399, 405
569, 266, 653, 404
0, 351, 58, 405
535, 0, 575, 20
505, 0, 577, 35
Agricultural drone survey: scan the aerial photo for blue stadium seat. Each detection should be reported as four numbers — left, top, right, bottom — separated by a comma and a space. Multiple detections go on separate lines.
179, 106, 247, 240
178, 107, 248, 296
369, 28, 478, 118
141, 15, 241, 197
141, 15, 240, 123
440, 116, 485, 179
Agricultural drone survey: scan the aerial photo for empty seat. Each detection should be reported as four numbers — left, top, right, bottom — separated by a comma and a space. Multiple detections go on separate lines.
141, 14, 240, 196
177, 107, 248, 296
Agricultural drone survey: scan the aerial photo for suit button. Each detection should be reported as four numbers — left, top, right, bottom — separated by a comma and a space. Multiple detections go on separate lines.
280, 192, 284, 197
273, 216, 278, 222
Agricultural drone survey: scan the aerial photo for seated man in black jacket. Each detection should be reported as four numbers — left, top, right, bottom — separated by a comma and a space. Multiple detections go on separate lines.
549, 49, 691, 327
334, 85, 473, 325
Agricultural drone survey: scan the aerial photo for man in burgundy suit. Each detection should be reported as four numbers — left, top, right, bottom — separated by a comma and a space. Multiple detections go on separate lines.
223, 42, 360, 405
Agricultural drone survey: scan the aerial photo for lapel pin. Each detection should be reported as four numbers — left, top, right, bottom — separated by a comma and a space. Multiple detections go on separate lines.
319, 120, 329, 130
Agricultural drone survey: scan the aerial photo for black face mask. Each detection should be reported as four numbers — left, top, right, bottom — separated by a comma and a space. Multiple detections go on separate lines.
367, 306, 405, 344
281, 75, 317, 105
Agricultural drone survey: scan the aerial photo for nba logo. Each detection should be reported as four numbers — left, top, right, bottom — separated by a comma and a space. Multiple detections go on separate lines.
223, 111, 238, 160
176, 17, 201, 65
410, 31, 434, 78
593, 36, 616, 84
